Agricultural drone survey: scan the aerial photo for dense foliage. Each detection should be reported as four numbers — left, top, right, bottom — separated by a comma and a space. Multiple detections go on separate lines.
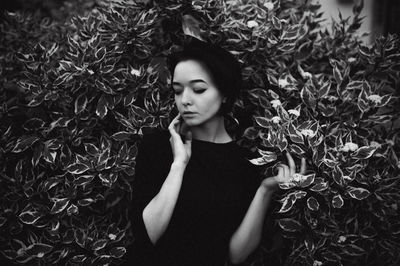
1, 0, 399, 265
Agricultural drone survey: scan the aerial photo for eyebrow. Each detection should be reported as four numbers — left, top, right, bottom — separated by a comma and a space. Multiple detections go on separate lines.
172, 79, 208, 86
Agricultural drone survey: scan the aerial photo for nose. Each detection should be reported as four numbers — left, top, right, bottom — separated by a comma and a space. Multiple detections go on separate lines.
181, 89, 192, 106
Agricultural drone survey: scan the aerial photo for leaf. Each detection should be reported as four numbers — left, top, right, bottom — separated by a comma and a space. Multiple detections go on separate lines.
318, 81, 331, 98
92, 239, 108, 251
299, 173, 315, 188
67, 204, 78, 216
321, 250, 341, 261
310, 181, 329, 192
289, 144, 305, 155
74, 229, 86, 247
124, 91, 136, 106
347, 186, 370, 200
24, 243, 53, 257
95, 47, 106, 61
288, 123, 304, 144
109, 247, 126, 258
78, 198, 95, 206
254, 116, 270, 128
300, 86, 316, 110
70, 255, 87, 263
43, 149, 57, 164
332, 165, 344, 186
332, 194, 344, 208
23, 118, 45, 131
66, 163, 90, 175
307, 196, 320, 211
182, 14, 203, 40
277, 218, 303, 232
74, 175, 94, 186
352, 146, 377, 160
333, 64, 343, 84
361, 226, 377, 238
111, 131, 133, 141
12, 136, 40, 153
19, 209, 42, 225
131, 104, 149, 118
342, 244, 365, 256
74, 94, 88, 115
271, 16, 282, 30
243, 127, 259, 140
50, 198, 70, 214
84, 143, 99, 156
279, 192, 297, 213
96, 95, 108, 118
281, 24, 306, 41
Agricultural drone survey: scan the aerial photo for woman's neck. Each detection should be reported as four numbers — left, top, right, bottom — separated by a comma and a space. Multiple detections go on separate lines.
190, 116, 232, 143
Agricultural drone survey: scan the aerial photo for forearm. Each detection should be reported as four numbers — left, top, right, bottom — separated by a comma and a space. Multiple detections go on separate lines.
229, 186, 274, 264
142, 162, 186, 244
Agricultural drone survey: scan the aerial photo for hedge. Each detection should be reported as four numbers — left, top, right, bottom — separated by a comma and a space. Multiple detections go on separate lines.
1, 0, 399, 265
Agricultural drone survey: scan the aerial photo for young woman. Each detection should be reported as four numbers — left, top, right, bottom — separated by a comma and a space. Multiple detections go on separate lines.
127, 39, 306, 265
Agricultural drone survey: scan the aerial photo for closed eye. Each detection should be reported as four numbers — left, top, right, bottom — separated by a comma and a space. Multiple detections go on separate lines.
194, 89, 206, 93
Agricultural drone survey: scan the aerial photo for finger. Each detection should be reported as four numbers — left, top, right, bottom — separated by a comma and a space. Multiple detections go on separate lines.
278, 164, 290, 182
168, 114, 181, 130
300, 157, 306, 174
286, 152, 296, 175
274, 165, 284, 182
282, 164, 290, 181
169, 114, 182, 133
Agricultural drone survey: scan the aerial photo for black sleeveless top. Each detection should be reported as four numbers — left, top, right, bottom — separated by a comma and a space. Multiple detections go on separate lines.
125, 130, 262, 265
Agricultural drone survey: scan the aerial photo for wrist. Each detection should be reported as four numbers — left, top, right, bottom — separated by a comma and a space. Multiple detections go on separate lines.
171, 161, 187, 169
260, 177, 279, 193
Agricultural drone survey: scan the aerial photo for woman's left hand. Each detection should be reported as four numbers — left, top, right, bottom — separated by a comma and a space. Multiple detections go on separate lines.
261, 152, 306, 191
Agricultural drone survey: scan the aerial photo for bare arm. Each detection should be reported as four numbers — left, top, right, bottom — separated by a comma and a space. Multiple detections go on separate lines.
142, 114, 192, 245
229, 153, 306, 264
142, 161, 186, 244
229, 186, 273, 264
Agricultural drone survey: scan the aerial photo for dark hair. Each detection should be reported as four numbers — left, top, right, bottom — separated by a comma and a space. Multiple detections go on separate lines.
167, 38, 242, 115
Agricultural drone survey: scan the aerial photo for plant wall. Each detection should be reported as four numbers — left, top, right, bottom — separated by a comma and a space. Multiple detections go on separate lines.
0, 0, 399, 265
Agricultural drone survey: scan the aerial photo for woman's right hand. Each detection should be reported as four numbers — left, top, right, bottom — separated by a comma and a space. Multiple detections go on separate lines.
168, 113, 192, 165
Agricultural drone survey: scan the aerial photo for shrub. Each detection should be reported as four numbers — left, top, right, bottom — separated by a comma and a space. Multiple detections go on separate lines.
0, 0, 399, 265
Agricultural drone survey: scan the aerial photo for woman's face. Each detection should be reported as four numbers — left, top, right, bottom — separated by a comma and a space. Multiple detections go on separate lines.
172, 59, 225, 127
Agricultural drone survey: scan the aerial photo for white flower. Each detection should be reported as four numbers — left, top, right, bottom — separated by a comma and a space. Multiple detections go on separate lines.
263, 2, 274, 10
130, 68, 141, 76
367, 94, 382, 104
341, 142, 359, 152
300, 129, 314, 137
37, 253, 45, 258
271, 99, 282, 108
288, 109, 300, 117
302, 71, 312, 79
338, 235, 347, 243
108, 233, 116, 240
343, 176, 352, 182
278, 77, 290, 88
348, 57, 357, 63
247, 20, 259, 28
291, 173, 306, 182
271, 116, 281, 124
370, 141, 381, 148
313, 260, 323, 266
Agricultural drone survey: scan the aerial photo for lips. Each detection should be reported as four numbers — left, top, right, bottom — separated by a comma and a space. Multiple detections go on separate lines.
183, 111, 196, 115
